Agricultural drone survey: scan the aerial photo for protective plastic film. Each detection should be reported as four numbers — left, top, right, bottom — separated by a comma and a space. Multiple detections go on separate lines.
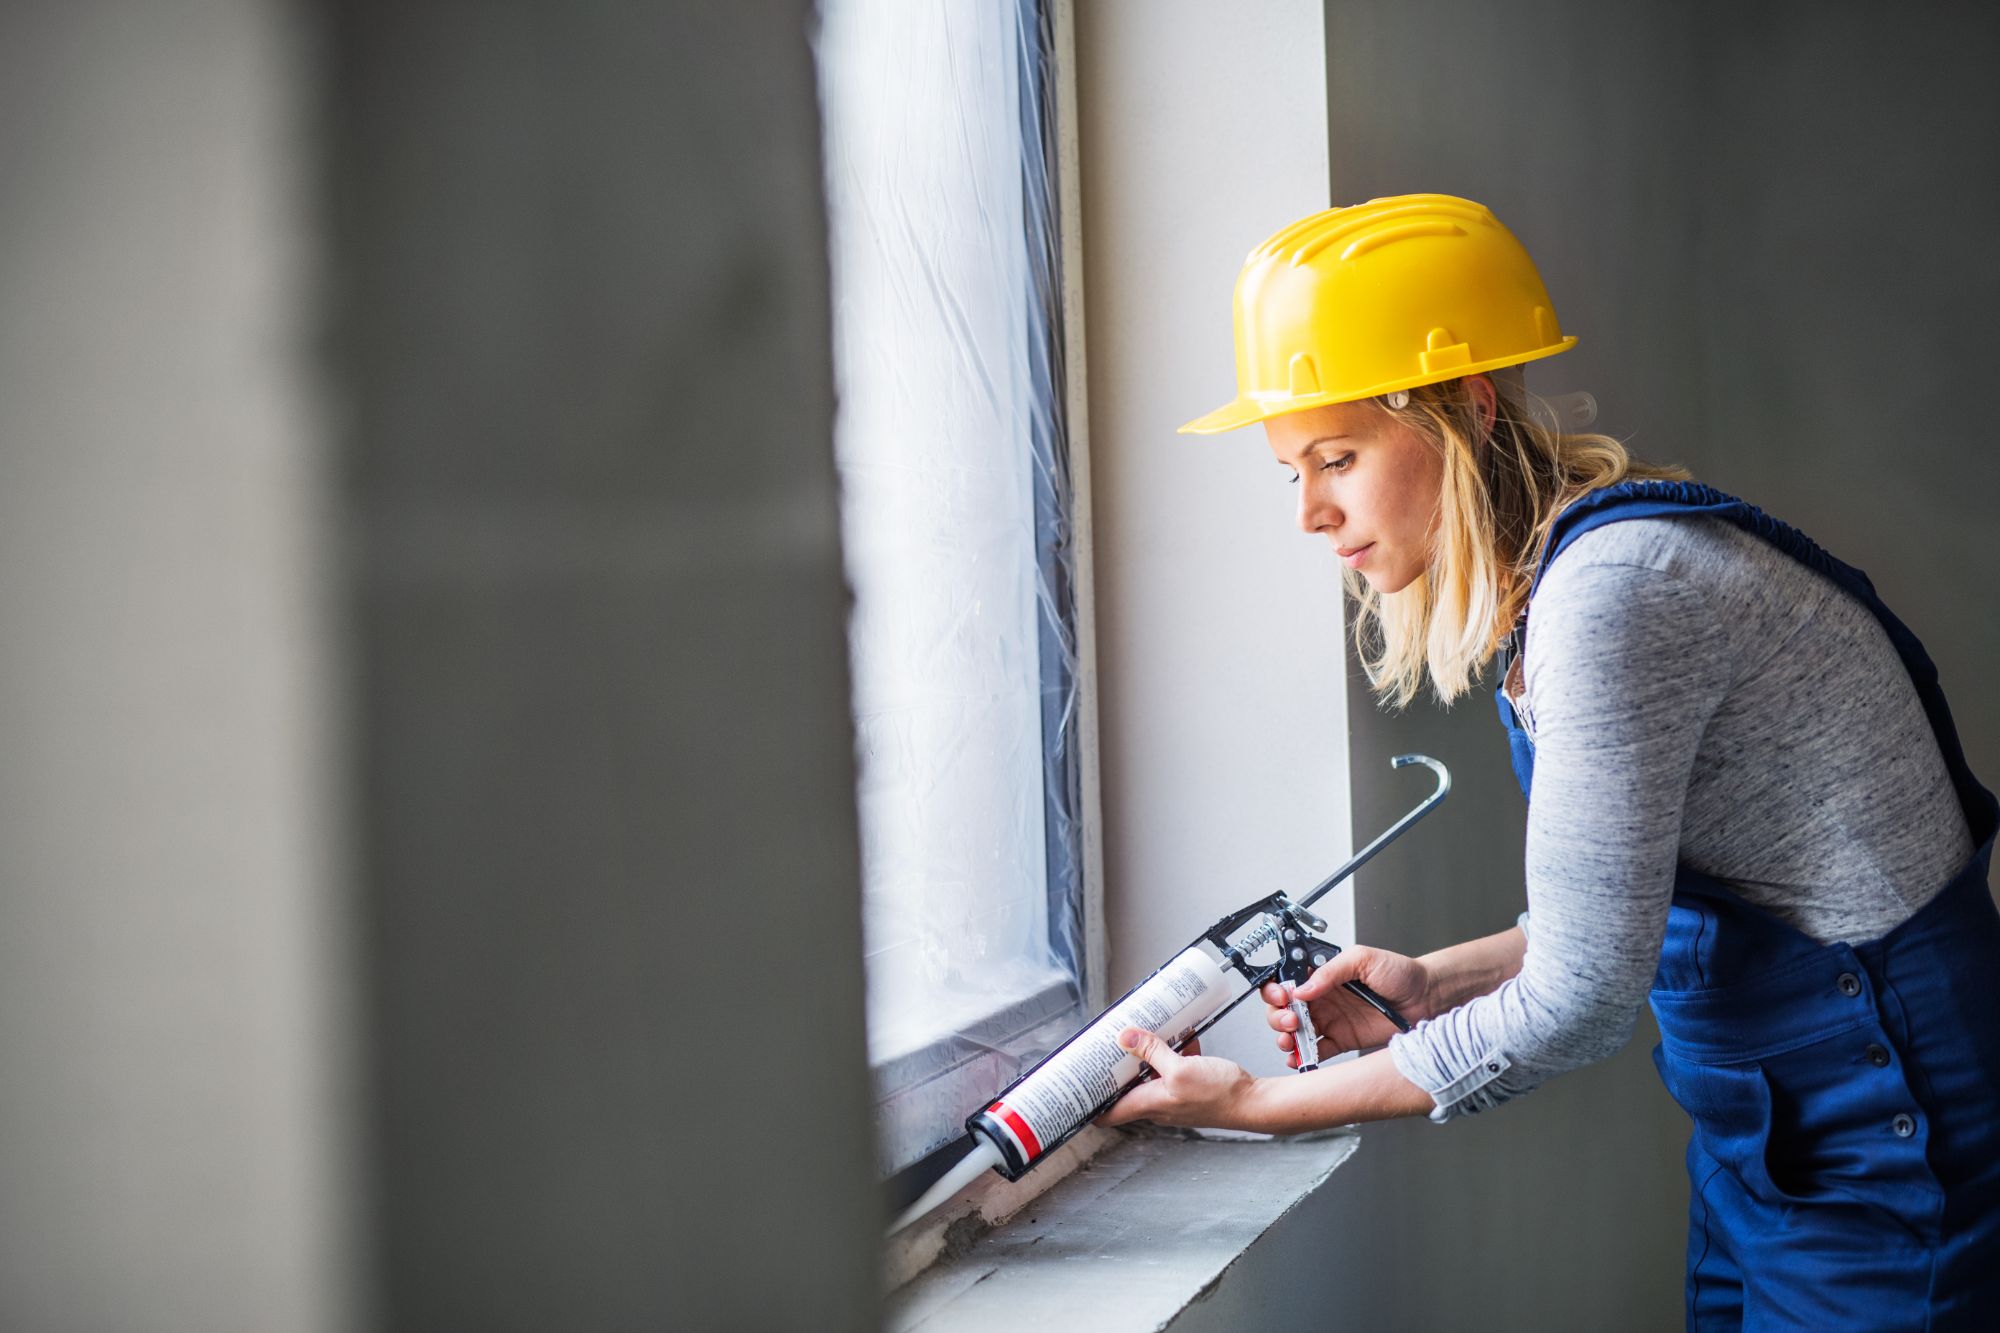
817, 0, 1083, 1171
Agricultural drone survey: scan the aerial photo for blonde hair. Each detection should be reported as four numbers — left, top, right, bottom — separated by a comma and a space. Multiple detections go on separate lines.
1351, 376, 1689, 708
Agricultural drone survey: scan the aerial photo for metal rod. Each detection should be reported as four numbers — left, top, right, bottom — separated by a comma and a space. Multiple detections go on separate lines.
1175, 753, 1451, 1051
1295, 754, 1451, 912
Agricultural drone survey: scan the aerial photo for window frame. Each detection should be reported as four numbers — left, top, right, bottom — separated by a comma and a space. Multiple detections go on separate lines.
834, 0, 1103, 1181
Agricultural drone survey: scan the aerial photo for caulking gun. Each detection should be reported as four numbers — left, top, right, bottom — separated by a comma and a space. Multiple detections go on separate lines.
890, 754, 1451, 1232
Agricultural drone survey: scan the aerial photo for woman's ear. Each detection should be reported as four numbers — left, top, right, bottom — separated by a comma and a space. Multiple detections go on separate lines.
1465, 374, 1498, 440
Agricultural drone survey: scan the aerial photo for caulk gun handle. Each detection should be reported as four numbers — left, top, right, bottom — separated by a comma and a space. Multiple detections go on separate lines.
1341, 978, 1412, 1034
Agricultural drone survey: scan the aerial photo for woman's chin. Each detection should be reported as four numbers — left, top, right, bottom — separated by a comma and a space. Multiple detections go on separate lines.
1360, 565, 1419, 596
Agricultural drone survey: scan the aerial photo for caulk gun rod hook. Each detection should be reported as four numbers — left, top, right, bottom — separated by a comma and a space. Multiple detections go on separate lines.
1294, 755, 1451, 912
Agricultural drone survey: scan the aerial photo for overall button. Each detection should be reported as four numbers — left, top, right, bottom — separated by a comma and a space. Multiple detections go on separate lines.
1837, 972, 1863, 997
1892, 1113, 1917, 1138
1866, 1043, 1891, 1068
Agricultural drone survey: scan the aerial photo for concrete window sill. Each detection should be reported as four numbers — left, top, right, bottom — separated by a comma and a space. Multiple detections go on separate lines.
885, 1126, 1361, 1332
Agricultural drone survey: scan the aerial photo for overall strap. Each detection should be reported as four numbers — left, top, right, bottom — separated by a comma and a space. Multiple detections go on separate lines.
1530, 480, 1997, 846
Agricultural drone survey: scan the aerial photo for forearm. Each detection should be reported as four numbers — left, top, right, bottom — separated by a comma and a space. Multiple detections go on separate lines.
1380, 562, 1728, 1122
1416, 925, 1526, 1016
1233, 1048, 1434, 1132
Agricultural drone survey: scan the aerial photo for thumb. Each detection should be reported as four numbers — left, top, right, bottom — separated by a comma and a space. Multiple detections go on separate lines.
1294, 947, 1366, 1000
1118, 1027, 1177, 1070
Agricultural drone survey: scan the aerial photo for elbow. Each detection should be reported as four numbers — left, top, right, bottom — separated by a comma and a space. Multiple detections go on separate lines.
1542, 994, 1640, 1070
1512, 971, 1643, 1075
1575, 1004, 1640, 1065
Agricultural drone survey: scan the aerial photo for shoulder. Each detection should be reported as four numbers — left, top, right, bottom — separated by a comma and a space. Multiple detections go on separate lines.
1544, 514, 1748, 583
1521, 520, 1741, 712
1541, 513, 1830, 618
1531, 517, 1731, 626
1526, 534, 1720, 670
1527, 512, 1834, 684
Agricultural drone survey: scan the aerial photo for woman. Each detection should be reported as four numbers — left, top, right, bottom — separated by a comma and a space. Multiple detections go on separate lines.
1097, 194, 2000, 1328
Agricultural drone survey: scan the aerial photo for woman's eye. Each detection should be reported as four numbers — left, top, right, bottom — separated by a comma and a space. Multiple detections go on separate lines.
1323, 453, 1355, 473
1285, 471, 1299, 486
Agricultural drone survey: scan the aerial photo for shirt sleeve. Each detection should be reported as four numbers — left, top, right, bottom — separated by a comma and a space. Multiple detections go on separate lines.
1387, 560, 1735, 1120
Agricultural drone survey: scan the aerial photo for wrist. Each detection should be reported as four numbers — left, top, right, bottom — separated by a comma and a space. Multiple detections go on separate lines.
1241, 1052, 1437, 1133
1228, 1073, 1281, 1134
1416, 926, 1525, 1013
1409, 953, 1453, 1016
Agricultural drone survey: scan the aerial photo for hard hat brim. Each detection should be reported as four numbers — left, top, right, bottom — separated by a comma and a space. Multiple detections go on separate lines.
1176, 338, 1578, 435
1177, 396, 1271, 436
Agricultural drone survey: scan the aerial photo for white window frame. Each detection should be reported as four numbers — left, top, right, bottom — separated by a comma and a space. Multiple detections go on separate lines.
883, 0, 1346, 1281
821, 0, 1106, 1181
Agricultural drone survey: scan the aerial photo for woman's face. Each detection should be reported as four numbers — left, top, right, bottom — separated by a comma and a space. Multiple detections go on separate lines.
1263, 397, 1446, 595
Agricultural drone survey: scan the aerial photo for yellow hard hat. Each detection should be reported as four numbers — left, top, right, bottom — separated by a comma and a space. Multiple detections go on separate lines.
1179, 194, 1577, 434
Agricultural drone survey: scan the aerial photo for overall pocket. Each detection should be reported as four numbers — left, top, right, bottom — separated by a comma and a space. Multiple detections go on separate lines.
1654, 1039, 1945, 1242
1653, 1047, 1795, 1208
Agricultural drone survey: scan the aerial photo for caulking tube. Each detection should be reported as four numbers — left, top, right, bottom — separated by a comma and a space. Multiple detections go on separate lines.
889, 755, 1453, 1233
970, 944, 1231, 1179
889, 945, 1231, 1233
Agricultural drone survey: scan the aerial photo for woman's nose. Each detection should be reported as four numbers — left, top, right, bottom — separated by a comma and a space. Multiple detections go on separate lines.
1297, 486, 1340, 535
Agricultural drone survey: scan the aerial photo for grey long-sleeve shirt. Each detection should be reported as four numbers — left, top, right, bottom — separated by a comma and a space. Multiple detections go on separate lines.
1386, 515, 1972, 1120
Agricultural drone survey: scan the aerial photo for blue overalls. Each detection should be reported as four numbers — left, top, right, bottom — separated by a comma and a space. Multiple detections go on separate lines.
1496, 480, 2000, 1330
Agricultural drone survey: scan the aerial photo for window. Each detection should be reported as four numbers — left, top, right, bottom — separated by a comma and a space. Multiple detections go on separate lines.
816, 0, 1085, 1173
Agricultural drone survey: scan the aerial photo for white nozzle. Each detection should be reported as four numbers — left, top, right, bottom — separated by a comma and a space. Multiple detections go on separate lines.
888, 1135, 1004, 1234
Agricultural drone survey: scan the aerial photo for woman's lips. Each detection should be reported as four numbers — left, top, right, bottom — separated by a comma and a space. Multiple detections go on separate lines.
1338, 543, 1374, 568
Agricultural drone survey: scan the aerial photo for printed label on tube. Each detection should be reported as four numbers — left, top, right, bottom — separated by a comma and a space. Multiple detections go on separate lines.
983, 947, 1229, 1164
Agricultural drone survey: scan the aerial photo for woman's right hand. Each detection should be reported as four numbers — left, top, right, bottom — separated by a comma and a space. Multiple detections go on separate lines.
1262, 946, 1433, 1066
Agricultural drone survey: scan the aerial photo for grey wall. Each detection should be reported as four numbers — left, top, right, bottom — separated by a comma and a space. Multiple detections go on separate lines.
322, 2, 881, 1329
0, 1, 881, 1330
1194, 2, 2000, 1329
0, 4, 353, 1329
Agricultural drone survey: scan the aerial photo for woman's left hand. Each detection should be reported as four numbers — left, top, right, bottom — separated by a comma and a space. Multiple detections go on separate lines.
1094, 1029, 1259, 1130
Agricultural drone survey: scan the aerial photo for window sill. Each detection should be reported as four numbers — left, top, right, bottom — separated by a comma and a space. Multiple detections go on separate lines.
874, 980, 1083, 1175
884, 1125, 1361, 1331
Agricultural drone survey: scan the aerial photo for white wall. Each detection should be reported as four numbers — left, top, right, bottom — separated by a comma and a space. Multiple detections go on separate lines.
1075, 1, 1350, 1077
0, 4, 354, 1330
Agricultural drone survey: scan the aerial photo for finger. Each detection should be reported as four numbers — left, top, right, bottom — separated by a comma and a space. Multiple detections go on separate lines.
1265, 1004, 1299, 1033
1118, 1028, 1177, 1072
1260, 980, 1289, 1006
1097, 1079, 1169, 1128
1294, 949, 1366, 1000
1273, 1030, 1296, 1053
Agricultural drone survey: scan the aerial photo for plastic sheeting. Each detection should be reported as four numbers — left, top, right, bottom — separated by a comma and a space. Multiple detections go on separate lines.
818, 0, 1082, 1166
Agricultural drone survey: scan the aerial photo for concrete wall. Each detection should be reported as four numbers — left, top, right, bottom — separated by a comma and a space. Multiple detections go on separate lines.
1194, 3, 2000, 1329
322, 2, 880, 1329
1076, 0, 1351, 1080
0, 4, 353, 1329
0, 2, 880, 1329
